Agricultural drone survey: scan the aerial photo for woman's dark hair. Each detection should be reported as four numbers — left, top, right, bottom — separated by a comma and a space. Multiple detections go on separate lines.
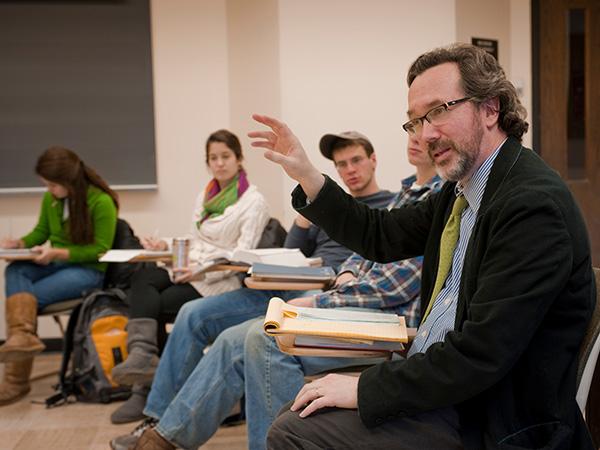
35, 146, 119, 245
205, 129, 244, 164
407, 43, 529, 141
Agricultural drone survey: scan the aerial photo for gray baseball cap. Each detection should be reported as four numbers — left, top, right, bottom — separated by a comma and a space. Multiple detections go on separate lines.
319, 131, 373, 160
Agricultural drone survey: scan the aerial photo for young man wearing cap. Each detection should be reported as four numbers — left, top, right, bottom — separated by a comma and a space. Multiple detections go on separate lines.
287, 131, 393, 268
110, 131, 395, 449
111, 134, 442, 450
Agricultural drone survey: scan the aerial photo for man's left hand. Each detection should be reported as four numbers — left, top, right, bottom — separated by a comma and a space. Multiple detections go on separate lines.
290, 374, 359, 418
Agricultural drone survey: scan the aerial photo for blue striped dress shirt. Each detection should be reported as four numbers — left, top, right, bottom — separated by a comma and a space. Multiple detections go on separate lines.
408, 140, 506, 355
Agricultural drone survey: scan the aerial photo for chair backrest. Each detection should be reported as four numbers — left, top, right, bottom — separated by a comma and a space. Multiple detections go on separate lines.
257, 217, 287, 249
103, 218, 154, 289
576, 267, 600, 412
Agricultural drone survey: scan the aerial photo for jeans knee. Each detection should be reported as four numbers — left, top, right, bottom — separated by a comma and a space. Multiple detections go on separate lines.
244, 320, 271, 356
5, 262, 31, 292
171, 300, 203, 336
5, 261, 25, 279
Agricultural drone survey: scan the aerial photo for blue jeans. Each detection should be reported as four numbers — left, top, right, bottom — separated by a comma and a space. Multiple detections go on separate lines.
243, 319, 386, 450
146, 307, 382, 450
144, 288, 307, 449
5, 261, 104, 311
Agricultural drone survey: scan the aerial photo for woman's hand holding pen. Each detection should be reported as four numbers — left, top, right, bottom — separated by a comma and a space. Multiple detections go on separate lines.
141, 236, 168, 251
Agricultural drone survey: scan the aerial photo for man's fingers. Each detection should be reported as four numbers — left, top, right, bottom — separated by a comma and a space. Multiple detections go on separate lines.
247, 130, 275, 140
250, 140, 275, 150
252, 113, 284, 131
291, 383, 321, 411
291, 388, 316, 411
299, 395, 334, 418
263, 150, 290, 165
298, 399, 321, 418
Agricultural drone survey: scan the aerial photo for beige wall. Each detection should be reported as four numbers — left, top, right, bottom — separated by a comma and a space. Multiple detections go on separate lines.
455, 0, 532, 146
277, 0, 457, 224
226, 0, 286, 221
0, 0, 532, 339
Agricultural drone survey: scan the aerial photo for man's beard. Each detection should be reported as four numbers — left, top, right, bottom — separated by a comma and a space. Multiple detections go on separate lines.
428, 120, 484, 182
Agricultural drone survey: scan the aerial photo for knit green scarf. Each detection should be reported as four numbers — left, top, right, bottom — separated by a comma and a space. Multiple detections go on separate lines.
198, 173, 245, 226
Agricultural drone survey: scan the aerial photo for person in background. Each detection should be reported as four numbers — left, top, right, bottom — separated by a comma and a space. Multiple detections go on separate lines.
109, 129, 270, 424
0, 146, 119, 406
112, 133, 442, 450
109, 130, 395, 449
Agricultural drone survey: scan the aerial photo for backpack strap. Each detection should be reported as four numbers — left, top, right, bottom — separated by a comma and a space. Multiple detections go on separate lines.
45, 301, 83, 408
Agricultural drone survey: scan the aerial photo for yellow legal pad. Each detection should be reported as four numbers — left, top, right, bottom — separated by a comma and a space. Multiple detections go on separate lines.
263, 297, 408, 358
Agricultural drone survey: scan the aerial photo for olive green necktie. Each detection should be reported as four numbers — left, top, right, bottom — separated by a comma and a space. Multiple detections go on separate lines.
421, 195, 468, 323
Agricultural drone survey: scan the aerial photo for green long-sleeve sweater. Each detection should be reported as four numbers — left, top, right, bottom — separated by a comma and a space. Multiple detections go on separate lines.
21, 185, 117, 272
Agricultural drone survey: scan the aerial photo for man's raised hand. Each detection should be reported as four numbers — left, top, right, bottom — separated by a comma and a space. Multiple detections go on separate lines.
249, 114, 325, 200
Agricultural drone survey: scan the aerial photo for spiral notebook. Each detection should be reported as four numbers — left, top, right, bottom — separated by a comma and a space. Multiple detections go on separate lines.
262, 297, 407, 357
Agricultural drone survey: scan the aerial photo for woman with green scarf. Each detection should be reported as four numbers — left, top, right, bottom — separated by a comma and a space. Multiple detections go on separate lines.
110, 129, 269, 423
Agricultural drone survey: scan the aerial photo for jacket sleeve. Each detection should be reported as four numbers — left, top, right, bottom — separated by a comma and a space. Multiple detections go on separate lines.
293, 176, 438, 263
21, 193, 51, 247
356, 189, 575, 427
66, 194, 118, 263
284, 222, 318, 257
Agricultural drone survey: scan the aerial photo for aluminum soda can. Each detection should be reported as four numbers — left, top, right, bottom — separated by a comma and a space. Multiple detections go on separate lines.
172, 237, 191, 269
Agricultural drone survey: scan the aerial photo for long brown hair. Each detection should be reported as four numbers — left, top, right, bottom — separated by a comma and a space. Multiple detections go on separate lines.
35, 147, 119, 244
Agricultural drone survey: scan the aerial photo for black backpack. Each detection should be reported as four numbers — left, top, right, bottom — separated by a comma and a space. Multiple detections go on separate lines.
45, 289, 131, 406
45, 219, 152, 407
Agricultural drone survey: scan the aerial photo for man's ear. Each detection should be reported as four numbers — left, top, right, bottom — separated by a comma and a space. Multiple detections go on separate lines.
481, 97, 500, 127
370, 152, 377, 166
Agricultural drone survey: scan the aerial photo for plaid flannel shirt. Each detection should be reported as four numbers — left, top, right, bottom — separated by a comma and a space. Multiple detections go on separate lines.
313, 174, 443, 327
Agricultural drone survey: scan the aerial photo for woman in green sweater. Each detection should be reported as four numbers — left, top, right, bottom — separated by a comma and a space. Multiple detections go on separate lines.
0, 146, 118, 405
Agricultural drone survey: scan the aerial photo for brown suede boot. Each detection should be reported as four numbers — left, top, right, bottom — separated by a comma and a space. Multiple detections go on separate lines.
133, 428, 175, 450
0, 357, 33, 406
0, 293, 45, 362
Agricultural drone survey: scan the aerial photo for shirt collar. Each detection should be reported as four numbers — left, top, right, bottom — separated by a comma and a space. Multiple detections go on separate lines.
457, 138, 507, 215
402, 173, 443, 192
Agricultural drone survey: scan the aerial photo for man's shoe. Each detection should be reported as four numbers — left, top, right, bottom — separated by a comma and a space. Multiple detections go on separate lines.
133, 428, 175, 450
109, 417, 157, 450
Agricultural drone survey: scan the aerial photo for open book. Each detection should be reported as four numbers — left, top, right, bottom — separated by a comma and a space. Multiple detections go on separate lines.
263, 297, 407, 357
229, 248, 320, 267
251, 263, 336, 283
99, 247, 319, 268
0, 248, 40, 260
99, 249, 172, 263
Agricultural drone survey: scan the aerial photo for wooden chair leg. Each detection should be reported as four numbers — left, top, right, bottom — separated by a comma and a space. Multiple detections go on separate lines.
52, 315, 66, 336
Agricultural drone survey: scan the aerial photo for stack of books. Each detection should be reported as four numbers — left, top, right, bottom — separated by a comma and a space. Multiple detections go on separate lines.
262, 297, 408, 357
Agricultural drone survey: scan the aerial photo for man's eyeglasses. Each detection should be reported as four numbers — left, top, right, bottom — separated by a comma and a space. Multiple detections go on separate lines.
402, 97, 473, 135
